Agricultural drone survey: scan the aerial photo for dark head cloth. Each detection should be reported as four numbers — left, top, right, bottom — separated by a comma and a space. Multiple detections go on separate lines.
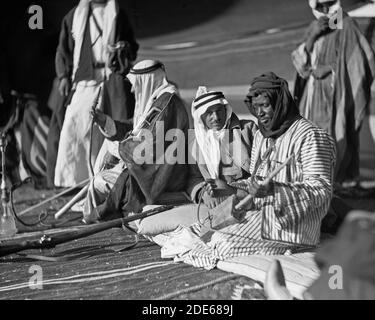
247, 72, 300, 139
129, 61, 164, 75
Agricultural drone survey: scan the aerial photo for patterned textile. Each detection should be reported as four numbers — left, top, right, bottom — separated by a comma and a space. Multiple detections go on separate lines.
180, 117, 336, 269
1, 96, 50, 188
21, 102, 50, 187
181, 211, 292, 270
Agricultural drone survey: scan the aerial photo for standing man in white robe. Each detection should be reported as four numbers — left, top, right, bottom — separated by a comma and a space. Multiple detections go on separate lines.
54, 0, 138, 187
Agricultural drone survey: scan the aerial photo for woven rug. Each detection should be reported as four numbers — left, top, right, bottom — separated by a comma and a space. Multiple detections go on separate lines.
0, 228, 261, 300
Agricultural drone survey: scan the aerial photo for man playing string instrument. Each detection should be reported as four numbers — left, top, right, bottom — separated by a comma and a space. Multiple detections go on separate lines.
178, 72, 336, 269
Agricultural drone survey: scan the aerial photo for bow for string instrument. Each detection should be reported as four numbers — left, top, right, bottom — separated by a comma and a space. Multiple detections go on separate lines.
235, 154, 294, 210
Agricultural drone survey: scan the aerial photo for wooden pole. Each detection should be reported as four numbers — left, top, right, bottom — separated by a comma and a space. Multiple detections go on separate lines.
18, 179, 90, 217
54, 184, 89, 220
235, 155, 294, 210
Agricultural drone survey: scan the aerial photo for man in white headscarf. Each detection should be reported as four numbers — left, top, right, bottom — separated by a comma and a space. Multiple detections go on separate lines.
52, 0, 138, 188
130, 87, 256, 249
292, 0, 375, 185
82, 60, 190, 223
190, 87, 256, 208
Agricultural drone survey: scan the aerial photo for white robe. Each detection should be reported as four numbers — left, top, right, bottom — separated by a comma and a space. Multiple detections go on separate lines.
54, 3, 110, 187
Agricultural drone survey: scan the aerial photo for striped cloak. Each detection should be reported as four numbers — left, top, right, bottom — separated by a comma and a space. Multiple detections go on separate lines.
181, 117, 336, 269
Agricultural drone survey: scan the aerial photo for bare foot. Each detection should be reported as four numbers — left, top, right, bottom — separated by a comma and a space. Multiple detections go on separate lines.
265, 260, 294, 300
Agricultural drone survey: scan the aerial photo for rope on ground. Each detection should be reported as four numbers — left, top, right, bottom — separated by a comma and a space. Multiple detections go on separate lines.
0, 261, 174, 292
154, 273, 240, 300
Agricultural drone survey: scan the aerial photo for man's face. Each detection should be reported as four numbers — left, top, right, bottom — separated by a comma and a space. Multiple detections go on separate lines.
201, 104, 227, 131
250, 94, 274, 130
315, 1, 337, 14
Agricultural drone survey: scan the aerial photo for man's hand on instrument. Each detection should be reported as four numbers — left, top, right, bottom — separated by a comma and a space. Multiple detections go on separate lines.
58, 77, 71, 97
206, 179, 236, 198
235, 188, 249, 200
247, 180, 274, 198
90, 108, 107, 129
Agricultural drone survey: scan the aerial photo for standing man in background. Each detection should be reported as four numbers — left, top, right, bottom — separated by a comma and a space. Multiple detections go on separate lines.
52, 0, 138, 187
292, 0, 375, 186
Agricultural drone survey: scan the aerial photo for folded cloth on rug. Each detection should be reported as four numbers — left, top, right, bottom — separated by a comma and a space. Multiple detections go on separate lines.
160, 225, 206, 259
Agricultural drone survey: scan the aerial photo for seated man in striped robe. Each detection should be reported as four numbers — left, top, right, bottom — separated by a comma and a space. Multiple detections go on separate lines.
177, 72, 336, 270
82, 60, 190, 223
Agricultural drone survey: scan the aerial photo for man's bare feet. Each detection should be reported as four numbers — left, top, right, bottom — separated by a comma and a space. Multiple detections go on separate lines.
264, 260, 294, 300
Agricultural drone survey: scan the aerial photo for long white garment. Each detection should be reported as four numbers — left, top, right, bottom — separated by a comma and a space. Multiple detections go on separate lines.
191, 87, 232, 179
83, 159, 126, 223
55, 83, 104, 187
55, 1, 117, 187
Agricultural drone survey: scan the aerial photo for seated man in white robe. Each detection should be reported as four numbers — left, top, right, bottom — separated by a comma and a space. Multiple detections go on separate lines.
82, 60, 190, 223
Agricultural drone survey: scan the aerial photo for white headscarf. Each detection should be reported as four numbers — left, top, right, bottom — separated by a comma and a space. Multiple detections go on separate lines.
127, 60, 177, 135
192, 87, 232, 179
72, 0, 118, 80
309, 0, 342, 20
